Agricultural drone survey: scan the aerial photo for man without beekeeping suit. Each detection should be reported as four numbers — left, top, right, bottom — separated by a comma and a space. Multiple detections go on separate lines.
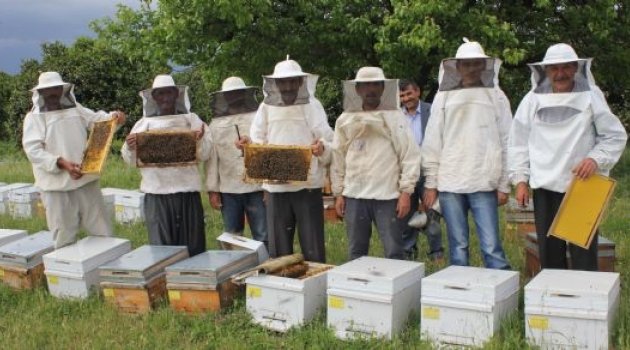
22, 71, 126, 249
422, 40, 512, 269
330, 67, 421, 260
508, 43, 627, 271
236, 58, 334, 263
122, 74, 212, 256
206, 77, 267, 246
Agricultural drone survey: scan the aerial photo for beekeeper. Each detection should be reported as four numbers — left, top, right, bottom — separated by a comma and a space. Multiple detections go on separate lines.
122, 74, 212, 256
206, 77, 267, 245
508, 43, 627, 270
236, 58, 334, 263
22, 71, 126, 248
422, 40, 512, 269
331, 67, 420, 260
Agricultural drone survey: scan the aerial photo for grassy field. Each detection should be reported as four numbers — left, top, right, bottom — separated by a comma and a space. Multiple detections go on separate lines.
1, 141, 629, 349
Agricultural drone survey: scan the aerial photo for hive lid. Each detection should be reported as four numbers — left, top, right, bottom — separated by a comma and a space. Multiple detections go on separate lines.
43, 236, 131, 274
166, 250, 258, 285
99, 245, 189, 283
327, 256, 424, 295
0, 229, 28, 247
0, 231, 54, 268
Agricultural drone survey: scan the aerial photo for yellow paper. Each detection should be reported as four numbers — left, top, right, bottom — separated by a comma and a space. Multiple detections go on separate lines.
115, 205, 124, 213
168, 290, 181, 301
423, 307, 441, 320
103, 288, 115, 298
328, 296, 345, 309
528, 316, 549, 330
0, 269, 4, 277
247, 286, 262, 298
548, 175, 616, 249
48, 276, 59, 285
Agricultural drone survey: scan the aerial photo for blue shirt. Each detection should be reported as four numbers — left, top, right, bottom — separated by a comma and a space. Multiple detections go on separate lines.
402, 104, 423, 146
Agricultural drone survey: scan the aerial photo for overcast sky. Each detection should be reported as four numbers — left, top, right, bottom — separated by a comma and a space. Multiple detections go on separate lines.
0, 0, 141, 74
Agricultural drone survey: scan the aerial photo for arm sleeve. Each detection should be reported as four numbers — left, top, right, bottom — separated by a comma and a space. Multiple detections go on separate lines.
508, 93, 534, 186
309, 99, 335, 166
120, 118, 148, 167
250, 105, 268, 144
388, 112, 421, 194
330, 119, 348, 197
189, 114, 213, 161
587, 88, 628, 171
205, 141, 220, 192
421, 93, 445, 189
496, 90, 513, 193
22, 113, 62, 173
77, 104, 115, 128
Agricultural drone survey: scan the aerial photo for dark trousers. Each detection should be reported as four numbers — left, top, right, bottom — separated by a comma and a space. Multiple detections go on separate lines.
266, 189, 325, 262
533, 188, 598, 270
401, 177, 443, 259
145, 192, 206, 257
344, 197, 405, 260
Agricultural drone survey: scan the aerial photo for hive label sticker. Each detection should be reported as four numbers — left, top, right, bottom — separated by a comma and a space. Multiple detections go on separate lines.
0, 269, 4, 277
115, 205, 124, 213
247, 286, 262, 298
328, 296, 344, 309
423, 306, 440, 320
103, 288, 115, 298
168, 290, 181, 300
48, 276, 59, 285
528, 316, 549, 330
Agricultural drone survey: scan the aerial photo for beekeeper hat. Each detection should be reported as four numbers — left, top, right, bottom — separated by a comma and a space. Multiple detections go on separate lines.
455, 39, 489, 59
31, 71, 71, 91
533, 43, 587, 66
221, 77, 252, 92
151, 74, 178, 89
351, 66, 387, 82
266, 58, 308, 79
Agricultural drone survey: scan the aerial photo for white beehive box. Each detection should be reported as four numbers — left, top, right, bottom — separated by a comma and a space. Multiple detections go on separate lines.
0, 229, 28, 247
102, 188, 145, 224
420, 266, 519, 347
0, 183, 30, 215
43, 236, 131, 298
8, 185, 43, 219
246, 262, 333, 332
101, 191, 115, 221
0, 230, 54, 269
327, 257, 424, 340
525, 269, 620, 350
217, 232, 269, 264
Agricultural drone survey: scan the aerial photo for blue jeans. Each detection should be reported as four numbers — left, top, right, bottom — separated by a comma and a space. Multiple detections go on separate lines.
402, 177, 443, 259
439, 191, 510, 269
221, 191, 267, 243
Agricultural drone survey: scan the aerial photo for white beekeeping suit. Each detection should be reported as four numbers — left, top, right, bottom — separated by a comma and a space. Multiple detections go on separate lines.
206, 77, 262, 194
121, 74, 212, 194
250, 59, 334, 193
422, 41, 512, 194
331, 67, 420, 200
509, 43, 627, 193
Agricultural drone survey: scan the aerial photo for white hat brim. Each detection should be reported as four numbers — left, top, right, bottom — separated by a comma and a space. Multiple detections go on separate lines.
31, 81, 71, 92
531, 57, 588, 66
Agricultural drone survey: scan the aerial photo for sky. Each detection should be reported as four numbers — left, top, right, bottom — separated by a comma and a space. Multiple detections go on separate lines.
0, 0, 141, 74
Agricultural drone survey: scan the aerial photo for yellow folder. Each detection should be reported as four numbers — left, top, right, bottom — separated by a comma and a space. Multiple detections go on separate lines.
548, 175, 616, 249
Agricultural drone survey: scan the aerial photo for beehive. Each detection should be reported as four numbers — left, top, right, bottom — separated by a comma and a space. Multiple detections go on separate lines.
136, 130, 198, 168
244, 144, 311, 183
81, 118, 117, 174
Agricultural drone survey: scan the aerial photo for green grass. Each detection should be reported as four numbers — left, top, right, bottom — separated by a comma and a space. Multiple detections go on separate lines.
1, 141, 629, 349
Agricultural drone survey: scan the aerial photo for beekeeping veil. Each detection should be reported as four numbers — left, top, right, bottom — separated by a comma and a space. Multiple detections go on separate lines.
262, 58, 318, 106
527, 43, 598, 124
342, 66, 399, 112
209, 76, 259, 118
30, 71, 77, 113
437, 39, 499, 92
140, 74, 191, 117
528, 43, 593, 94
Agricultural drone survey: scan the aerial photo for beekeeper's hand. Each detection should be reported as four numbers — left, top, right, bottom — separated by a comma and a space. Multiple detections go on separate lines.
209, 192, 222, 210
235, 135, 251, 150
515, 182, 529, 207
497, 191, 509, 206
311, 140, 324, 156
335, 196, 345, 218
57, 157, 83, 180
572, 157, 598, 180
396, 192, 411, 218
112, 111, 126, 125
125, 133, 137, 150
423, 188, 438, 211
195, 126, 205, 140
